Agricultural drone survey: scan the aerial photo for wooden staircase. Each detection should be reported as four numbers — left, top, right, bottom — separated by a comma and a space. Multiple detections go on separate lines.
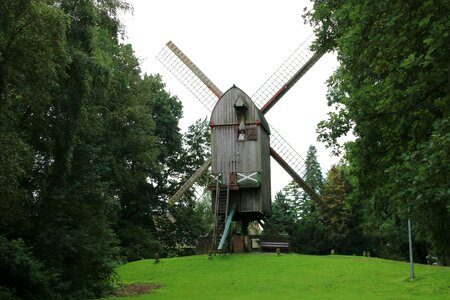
212, 184, 229, 253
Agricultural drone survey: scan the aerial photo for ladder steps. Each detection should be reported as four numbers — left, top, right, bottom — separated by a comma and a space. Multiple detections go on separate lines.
212, 184, 230, 253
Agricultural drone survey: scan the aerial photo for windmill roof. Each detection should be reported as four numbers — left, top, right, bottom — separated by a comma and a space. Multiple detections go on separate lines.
212, 85, 271, 135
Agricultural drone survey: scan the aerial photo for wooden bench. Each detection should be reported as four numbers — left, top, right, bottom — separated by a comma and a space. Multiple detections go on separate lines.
260, 241, 290, 253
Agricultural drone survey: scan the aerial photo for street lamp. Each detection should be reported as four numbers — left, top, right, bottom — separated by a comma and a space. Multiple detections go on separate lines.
408, 206, 415, 281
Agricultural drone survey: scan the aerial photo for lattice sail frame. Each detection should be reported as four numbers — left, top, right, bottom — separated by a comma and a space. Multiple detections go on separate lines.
157, 41, 221, 111
171, 171, 211, 205
269, 125, 307, 178
157, 36, 320, 200
251, 34, 316, 109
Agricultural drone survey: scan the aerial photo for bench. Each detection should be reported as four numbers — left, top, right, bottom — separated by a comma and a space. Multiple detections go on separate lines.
260, 241, 290, 253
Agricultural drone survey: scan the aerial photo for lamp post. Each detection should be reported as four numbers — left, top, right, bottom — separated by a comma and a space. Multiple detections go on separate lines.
408, 207, 415, 281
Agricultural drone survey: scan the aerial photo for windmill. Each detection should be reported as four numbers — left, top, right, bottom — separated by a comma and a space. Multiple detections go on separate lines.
157, 34, 323, 253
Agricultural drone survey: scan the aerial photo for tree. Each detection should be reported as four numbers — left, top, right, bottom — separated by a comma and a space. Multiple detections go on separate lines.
0, 236, 55, 300
305, 0, 450, 263
0, 0, 69, 240
319, 165, 350, 252
284, 145, 328, 254
152, 118, 212, 255
266, 188, 299, 235
304, 145, 324, 193
114, 74, 181, 262
0, 0, 183, 298
30, 1, 137, 297
299, 145, 324, 216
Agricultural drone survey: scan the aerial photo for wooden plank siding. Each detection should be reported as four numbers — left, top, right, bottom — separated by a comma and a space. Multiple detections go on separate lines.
259, 128, 272, 215
210, 86, 272, 217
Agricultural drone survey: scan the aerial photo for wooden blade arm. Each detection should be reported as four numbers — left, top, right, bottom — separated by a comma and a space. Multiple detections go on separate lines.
260, 51, 323, 114
168, 158, 211, 205
165, 41, 223, 98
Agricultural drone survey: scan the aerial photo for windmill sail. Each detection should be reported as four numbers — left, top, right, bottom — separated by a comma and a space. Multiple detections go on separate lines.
252, 34, 323, 114
168, 158, 211, 205
156, 41, 222, 111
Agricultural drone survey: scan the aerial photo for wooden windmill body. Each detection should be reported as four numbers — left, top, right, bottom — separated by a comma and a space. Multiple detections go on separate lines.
157, 35, 323, 253
210, 86, 271, 233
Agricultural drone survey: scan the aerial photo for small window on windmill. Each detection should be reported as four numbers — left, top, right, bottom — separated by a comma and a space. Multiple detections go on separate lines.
238, 128, 246, 141
234, 96, 248, 141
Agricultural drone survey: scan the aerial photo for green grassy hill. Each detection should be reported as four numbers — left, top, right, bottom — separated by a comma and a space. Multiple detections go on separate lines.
105, 254, 450, 300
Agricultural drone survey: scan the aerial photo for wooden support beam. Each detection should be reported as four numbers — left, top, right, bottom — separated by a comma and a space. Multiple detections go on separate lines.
168, 158, 211, 205
269, 147, 320, 202
218, 203, 236, 251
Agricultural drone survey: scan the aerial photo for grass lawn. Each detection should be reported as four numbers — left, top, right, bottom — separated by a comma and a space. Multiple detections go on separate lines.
104, 253, 450, 300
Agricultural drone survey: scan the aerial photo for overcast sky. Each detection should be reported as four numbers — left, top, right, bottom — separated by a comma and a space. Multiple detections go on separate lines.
121, 0, 342, 193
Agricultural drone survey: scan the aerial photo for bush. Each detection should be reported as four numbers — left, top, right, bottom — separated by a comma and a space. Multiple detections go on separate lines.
0, 236, 55, 300
117, 224, 162, 261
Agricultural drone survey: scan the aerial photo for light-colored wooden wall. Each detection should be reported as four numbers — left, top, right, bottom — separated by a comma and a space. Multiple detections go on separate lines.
210, 86, 271, 216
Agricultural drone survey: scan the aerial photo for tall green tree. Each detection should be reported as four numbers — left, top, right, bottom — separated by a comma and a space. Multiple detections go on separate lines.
320, 165, 350, 252
30, 1, 137, 297
0, 0, 183, 298
305, 0, 450, 263
300, 145, 324, 215
0, 0, 69, 239
291, 145, 327, 254
266, 188, 298, 235
153, 118, 212, 255
0, 1, 70, 298
114, 73, 181, 262
304, 145, 324, 193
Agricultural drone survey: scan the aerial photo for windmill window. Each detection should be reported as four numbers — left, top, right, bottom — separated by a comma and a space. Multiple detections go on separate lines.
238, 129, 246, 141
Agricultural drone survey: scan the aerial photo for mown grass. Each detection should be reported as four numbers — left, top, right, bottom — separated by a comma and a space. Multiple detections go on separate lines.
104, 253, 450, 300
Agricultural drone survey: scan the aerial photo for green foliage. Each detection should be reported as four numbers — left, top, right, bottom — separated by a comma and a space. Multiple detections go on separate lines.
291, 218, 327, 255
266, 189, 298, 235
320, 165, 350, 251
0, 0, 193, 298
305, 0, 450, 263
155, 197, 212, 257
300, 145, 324, 216
304, 145, 324, 193
117, 224, 162, 262
179, 118, 211, 183
0, 236, 55, 300
148, 118, 211, 256
270, 145, 327, 253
